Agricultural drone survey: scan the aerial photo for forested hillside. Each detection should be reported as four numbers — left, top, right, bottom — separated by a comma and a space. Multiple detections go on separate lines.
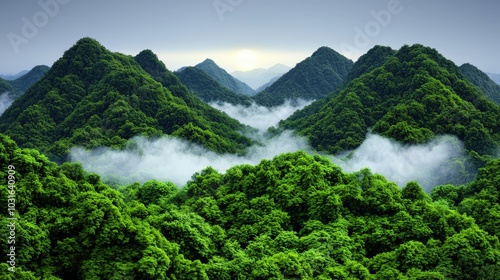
1, 133, 499, 279
0, 38, 253, 160
460, 63, 500, 104
175, 67, 253, 105
279, 44, 500, 160
253, 46, 353, 107
195, 59, 255, 96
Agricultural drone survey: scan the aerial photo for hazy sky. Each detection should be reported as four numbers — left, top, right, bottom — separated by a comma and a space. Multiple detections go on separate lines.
1, 0, 499, 74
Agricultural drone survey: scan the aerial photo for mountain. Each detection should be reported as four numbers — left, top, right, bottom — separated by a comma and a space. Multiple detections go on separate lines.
460, 63, 500, 104
0, 69, 28, 80
0, 65, 50, 115
9, 65, 50, 94
195, 58, 255, 96
0, 77, 12, 93
344, 45, 396, 83
488, 72, 500, 85
279, 44, 500, 159
255, 75, 281, 92
0, 38, 253, 160
175, 66, 252, 105
253, 46, 353, 107
231, 64, 291, 90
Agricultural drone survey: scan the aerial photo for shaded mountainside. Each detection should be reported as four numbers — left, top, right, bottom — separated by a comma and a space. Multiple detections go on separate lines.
2, 133, 500, 279
9, 65, 50, 94
195, 59, 255, 96
175, 66, 253, 106
460, 63, 500, 104
0, 65, 49, 99
254, 46, 353, 107
0, 38, 253, 160
279, 44, 500, 158
344, 45, 396, 83
0, 78, 12, 93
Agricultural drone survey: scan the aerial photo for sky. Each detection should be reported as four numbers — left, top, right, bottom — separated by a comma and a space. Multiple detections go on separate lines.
1, 0, 499, 75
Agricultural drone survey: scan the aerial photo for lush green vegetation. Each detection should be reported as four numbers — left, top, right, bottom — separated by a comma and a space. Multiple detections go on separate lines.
460, 63, 500, 104
0, 38, 253, 160
344, 45, 395, 83
195, 59, 255, 96
175, 67, 253, 106
279, 44, 500, 161
1, 133, 499, 279
254, 47, 353, 107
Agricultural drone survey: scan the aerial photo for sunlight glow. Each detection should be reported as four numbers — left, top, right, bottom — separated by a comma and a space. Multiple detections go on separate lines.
236, 49, 257, 71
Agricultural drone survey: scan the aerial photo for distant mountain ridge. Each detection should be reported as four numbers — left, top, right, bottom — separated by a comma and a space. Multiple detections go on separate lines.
231, 64, 291, 90
487, 72, 500, 85
0, 65, 50, 115
253, 46, 354, 107
460, 63, 500, 104
0, 69, 29, 80
195, 59, 256, 96
175, 66, 252, 106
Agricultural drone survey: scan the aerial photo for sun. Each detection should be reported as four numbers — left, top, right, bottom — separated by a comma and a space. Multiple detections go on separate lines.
236, 49, 257, 71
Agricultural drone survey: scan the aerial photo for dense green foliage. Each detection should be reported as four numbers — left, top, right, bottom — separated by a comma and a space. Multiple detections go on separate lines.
254, 47, 353, 107
460, 63, 500, 104
2, 133, 499, 279
195, 59, 255, 96
0, 38, 253, 160
280, 45, 500, 159
344, 45, 395, 83
175, 67, 253, 106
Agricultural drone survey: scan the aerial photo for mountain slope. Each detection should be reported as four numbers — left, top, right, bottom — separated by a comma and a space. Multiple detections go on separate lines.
0, 38, 252, 160
9, 65, 50, 93
460, 63, 500, 104
0, 78, 12, 93
253, 46, 353, 107
195, 59, 255, 96
256, 75, 281, 92
488, 72, 500, 85
279, 44, 500, 158
0, 69, 28, 80
175, 66, 252, 105
344, 45, 396, 83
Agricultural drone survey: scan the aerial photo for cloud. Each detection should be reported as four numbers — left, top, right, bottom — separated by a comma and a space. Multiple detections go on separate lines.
0, 92, 14, 116
331, 133, 469, 191
70, 131, 312, 187
209, 99, 313, 132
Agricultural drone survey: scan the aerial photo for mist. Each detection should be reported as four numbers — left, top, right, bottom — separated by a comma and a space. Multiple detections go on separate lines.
209, 99, 313, 132
331, 133, 469, 191
0, 92, 14, 116
70, 130, 312, 187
